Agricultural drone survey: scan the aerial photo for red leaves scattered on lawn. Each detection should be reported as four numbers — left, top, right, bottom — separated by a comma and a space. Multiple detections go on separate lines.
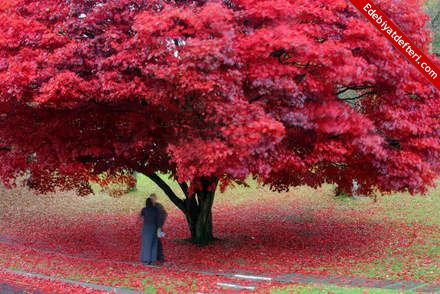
1, 196, 439, 286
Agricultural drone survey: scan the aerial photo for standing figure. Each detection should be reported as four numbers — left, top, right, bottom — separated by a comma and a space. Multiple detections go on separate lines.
150, 193, 168, 262
140, 197, 159, 264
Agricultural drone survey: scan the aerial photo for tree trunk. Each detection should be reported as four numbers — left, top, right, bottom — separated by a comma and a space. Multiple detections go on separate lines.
184, 187, 215, 245
145, 173, 217, 245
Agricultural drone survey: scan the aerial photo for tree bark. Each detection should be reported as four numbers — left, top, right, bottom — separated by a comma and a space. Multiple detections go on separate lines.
144, 173, 217, 245
147, 173, 186, 212
184, 184, 215, 245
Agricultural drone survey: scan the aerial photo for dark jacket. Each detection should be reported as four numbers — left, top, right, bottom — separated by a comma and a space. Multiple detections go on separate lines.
156, 203, 168, 228
141, 206, 159, 227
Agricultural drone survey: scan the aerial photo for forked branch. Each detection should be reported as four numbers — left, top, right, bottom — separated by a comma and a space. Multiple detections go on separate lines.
147, 173, 186, 212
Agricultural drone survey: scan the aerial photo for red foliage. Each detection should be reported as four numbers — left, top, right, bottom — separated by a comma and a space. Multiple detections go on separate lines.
0, 0, 438, 195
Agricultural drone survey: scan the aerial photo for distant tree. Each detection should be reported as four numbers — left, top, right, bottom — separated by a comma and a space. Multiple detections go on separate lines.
425, 0, 440, 55
0, 0, 438, 244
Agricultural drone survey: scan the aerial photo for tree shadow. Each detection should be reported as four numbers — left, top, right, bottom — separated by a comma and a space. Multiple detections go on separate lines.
0, 208, 409, 275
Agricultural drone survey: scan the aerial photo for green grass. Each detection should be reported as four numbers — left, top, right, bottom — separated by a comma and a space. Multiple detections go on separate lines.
132, 175, 440, 283
1, 174, 439, 291
271, 284, 407, 294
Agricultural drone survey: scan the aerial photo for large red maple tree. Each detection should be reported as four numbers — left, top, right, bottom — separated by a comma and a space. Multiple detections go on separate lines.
0, 0, 438, 244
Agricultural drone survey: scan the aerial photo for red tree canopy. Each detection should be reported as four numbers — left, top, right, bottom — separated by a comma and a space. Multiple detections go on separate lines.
0, 0, 438, 195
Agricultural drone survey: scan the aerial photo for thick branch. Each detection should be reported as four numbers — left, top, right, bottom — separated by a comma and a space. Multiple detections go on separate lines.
147, 173, 186, 212
179, 181, 190, 198
0, 146, 11, 152
248, 95, 265, 104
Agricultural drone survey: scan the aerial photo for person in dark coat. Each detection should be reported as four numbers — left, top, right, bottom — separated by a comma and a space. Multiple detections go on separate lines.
150, 193, 167, 262
140, 197, 159, 264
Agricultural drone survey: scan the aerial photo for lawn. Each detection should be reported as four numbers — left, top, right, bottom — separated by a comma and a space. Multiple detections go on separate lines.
0, 175, 438, 293
271, 284, 402, 294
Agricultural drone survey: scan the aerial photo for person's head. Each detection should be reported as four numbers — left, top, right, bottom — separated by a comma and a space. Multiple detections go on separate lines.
150, 193, 158, 205
145, 197, 154, 208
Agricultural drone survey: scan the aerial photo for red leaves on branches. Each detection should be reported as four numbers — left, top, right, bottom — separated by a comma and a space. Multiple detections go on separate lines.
0, 0, 438, 195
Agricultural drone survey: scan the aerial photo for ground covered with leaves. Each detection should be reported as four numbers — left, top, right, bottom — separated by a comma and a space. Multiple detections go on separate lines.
0, 175, 439, 293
